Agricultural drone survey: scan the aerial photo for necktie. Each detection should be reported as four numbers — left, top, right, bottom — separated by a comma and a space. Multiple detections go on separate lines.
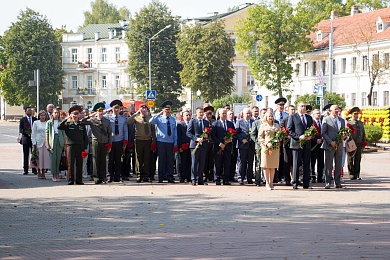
280, 112, 283, 120
114, 115, 119, 135
223, 121, 227, 131
301, 115, 306, 128
28, 117, 32, 126
334, 118, 338, 130
143, 117, 149, 135
199, 119, 203, 131
167, 117, 171, 136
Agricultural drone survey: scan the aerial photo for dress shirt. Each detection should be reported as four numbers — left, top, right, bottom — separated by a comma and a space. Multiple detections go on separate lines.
149, 114, 177, 145
104, 114, 128, 142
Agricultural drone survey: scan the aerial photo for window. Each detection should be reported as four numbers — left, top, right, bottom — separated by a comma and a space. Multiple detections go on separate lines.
351, 93, 356, 106
246, 70, 254, 86
71, 76, 78, 89
71, 49, 78, 63
295, 64, 300, 76
332, 59, 336, 74
362, 55, 368, 71
312, 61, 317, 76
87, 48, 93, 67
384, 91, 389, 106
373, 91, 378, 106
321, 60, 326, 75
342, 58, 347, 73
352, 57, 357, 72
362, 92, 367, 106
377, 22, 383, 32
316, 32, 322, 41
87, 76, 93, 89
115, 75, 120, 88
101, 75, 107, 89
86, 101, 93, 110
304, 62, 308, 76
385, 53, 390, 68
115, 47, 120, 61
101, 47, 107, 62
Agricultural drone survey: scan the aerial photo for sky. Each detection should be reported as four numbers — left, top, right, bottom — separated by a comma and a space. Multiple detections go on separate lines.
0, 0, 259, 35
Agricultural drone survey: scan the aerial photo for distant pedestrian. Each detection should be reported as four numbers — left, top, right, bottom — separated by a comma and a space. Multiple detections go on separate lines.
18, 107, 37, 175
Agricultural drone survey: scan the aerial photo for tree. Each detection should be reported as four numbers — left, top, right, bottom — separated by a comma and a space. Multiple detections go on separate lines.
345, 0, 389, 12
295, 92, 346, 110
0, 8, 64, 110
127, 0, 183, 110
176, 20, 235, 102
82, 0, 130, 28
54, 25, 71, 42
236, 0, 312, 97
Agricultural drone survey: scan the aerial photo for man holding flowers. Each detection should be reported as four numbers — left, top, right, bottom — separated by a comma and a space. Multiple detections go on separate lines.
321, 105, 346, 189
187, 107, 210, 185
287, 102, 314, 189
347, 107, 366, 180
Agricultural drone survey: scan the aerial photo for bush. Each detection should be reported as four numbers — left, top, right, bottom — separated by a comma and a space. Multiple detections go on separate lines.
364, 125, 383, 145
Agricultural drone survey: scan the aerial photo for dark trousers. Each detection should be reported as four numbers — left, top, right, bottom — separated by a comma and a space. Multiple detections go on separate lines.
283, 146, 293, 183
214, 150, 231, 182
135, 139, 151, 180
276, 144, 285, 181
92, 140, 107, 181
237, 147, 255, 181
204, 142, 214, 181
109, 141, 123, 181
229, 147, 238, 180
67, 145, 83, 183
348, 144, 363, 179
22, 143, 33, 173
311, 146, 324, 181
254, 151, 262, 182
149, 150, 157, 179
157, 141, 174, 181
292, 145, 311, 187
191, 145, 207, 181
179, 149, 191, 181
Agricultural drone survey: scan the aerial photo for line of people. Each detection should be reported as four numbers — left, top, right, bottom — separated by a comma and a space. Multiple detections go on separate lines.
19, 99, 366, 189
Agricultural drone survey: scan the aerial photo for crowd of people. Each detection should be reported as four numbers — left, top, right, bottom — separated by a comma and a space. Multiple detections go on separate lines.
18, 98, 366, 189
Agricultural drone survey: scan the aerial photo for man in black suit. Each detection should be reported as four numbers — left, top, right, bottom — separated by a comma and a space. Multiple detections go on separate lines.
212, 108, 235, 185
227, 109, 238, 182
280, 105, 295, 186
177, 110, 192, 183
203, 106, 215, 183
18, 107, 37, 175
187, 107, 210, 185
287, 102, 313, 189
310, 109, 324, 183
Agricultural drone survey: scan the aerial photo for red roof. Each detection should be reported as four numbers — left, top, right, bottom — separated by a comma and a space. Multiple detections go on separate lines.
310, 7, 390, 49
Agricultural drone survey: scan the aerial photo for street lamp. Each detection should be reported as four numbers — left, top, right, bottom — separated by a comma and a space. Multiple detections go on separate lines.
196, 89, 201, 108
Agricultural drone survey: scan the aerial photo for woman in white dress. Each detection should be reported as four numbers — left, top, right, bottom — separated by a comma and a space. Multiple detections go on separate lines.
31, 110, 50, 179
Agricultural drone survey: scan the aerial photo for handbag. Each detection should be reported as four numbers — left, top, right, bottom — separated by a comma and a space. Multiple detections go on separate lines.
346, 139, 357, 152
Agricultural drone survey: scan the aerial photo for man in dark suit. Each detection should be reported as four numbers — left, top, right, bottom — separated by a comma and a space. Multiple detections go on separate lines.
280, 105, 295, 186
236, 108, 255, 184
187, 107, 210, 185
321, 105, 346, 189
287, 102, 313, 189
310, 108, 324, 183
251, 108, 267, 185
18, 107, 37, 175
227, 109, 238, 182
274, 97, 289, 183
177, 110, 192, 183
203, 106, 215, 183
212, 108, 235, 185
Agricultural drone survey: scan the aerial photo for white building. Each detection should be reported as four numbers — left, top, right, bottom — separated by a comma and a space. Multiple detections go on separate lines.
61, 22, 136, 111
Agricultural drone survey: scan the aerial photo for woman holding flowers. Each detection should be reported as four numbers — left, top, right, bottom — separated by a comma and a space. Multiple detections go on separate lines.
31, 110, 51, 179
258, 111, 280, 190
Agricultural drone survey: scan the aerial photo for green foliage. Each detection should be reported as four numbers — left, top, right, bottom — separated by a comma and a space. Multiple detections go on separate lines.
236, 0, 311, 97
364, 125, 383, 145
0, 36, 6, 70
0, 8, 64, 110
345, 0, 389, 12
81, 0, 130, 28
54, 25, 71, 42
295, 92, 346, 109
212, 93, 251, 110
176, 20, 235, 102
127, 0, 183, 110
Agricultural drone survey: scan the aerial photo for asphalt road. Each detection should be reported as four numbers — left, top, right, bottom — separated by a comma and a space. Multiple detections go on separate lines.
0, 121, 18, 143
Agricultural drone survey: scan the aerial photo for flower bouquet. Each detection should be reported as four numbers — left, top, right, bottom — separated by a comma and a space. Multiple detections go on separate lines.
263, 128, 288, 155
330, 126, 352, 151
218, 128, 237, 154
192, 127, 212, 154
278, 126, 290, 145
150, 142, 157, 152
31, 148, 39, 167
347, 123, 356, 134
299, 125, 317, 148
181, 143, 190, 150
24, 125, 31, 137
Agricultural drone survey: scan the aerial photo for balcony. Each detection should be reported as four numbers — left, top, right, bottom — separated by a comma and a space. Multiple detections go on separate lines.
77, 88, 96, 96
76, 62, 96, 71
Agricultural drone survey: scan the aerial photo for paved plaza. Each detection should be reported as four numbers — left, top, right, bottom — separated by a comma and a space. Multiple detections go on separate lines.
0, 121, 389, 259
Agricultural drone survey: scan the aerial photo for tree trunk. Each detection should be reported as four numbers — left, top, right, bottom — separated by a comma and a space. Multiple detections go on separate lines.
367, 89, 372, 106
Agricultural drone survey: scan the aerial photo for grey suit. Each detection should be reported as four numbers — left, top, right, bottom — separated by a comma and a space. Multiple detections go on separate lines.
321, 116, 345, 187
250, 119, 263, 183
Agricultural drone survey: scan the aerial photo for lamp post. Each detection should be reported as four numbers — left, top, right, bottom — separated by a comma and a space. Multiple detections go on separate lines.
196, 89, 201, 108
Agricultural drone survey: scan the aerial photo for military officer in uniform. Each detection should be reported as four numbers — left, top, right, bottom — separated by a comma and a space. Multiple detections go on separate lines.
81, 102, 112, 184
347, 107, 366, 180
273, 97, 288, 183
203, 106, 215, 183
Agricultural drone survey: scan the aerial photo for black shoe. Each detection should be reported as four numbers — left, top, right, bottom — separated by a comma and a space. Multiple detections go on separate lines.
191, 180, 196, 186
255, 181, 261, 187
292, 184, 298, 189
198, 181, 205, 185
143, 179, 149, 183
179, 179, 185, 183
229, 178, 238, 182
68, 179, 74, 185
108, 179, 113, 183
158, 180, 163, 183
311, 179, 317, 183
335, 185, 345, 189
95, 179, 105, 184
168, 179, 175, 183
223, 181, 231, 185
23, 172, 28, 175
136, 179, 142, 183
285, 181, 292, 186
113, 179, 122, 183
247, 180, 254, 184
238, 179, 244, 185
75, 182, 84, 185
325, 184, 331, 189
216, 180, 221, 185
303, 186, 312, 189
122, 177, 130, 181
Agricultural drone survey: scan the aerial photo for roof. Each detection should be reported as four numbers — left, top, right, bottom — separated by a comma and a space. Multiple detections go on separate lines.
77, 23, 123, 39
310, 7, 390, 50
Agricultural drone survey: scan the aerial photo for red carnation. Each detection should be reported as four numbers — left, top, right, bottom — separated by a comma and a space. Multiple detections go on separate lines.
362, 141, 368, 148
181, 143, 189, 150
105, 143, 112, 150
81, 151, 88, 158
127, 142, 134, 149
204, 127, 212, 133
228, 128, 237, 135
173, 145, 179, 153
150, 143, 157, 152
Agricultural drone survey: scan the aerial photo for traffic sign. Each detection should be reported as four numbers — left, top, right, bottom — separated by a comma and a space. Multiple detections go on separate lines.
256, 94, 263, 102
146, 90, 156, 100
147, 100, 155, 108
317, 85, 324, 98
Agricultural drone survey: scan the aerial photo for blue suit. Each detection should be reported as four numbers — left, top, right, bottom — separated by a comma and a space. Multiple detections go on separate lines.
235, 118, 255, 183
212, 120, 235, 183
187, 118, 210, 182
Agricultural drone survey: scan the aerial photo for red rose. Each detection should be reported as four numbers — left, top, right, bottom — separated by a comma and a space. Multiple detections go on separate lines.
81, 151, 88, 158
181, 143, 189, 150
127, 142, 134, 149
227, 128, 237, 135
150, 143, 157, 152
204, 127, 212, 133
362, 141, 368, 148
173, 145, 179, 153
105, 143, 112, 150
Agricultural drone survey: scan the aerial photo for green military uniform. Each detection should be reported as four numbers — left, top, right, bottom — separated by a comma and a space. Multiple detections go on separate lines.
347, 107, 366, 180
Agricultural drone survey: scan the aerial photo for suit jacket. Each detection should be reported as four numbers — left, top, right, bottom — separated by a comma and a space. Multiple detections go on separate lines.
235, 118, 255, 150
186, 118, 210, 149
45, 119, 66, 148
321, 116, 345, 150
19, 116, 37, 145
250, 119, 262, 150
311, 118, 322, 148
287, 113, 313, 149
211, 120, 235, 153
177, 121, 191, 149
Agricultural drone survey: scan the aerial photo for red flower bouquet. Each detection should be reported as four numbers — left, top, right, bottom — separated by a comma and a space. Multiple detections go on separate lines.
105, 143, 112, 150
181, 143, 190, 150
24, 125, 32, 136
192, 127, 212, 154
81, 151, 88, 158
347, 123, 356, 134
218, 128, 237, 154
150, 143, 157, 152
